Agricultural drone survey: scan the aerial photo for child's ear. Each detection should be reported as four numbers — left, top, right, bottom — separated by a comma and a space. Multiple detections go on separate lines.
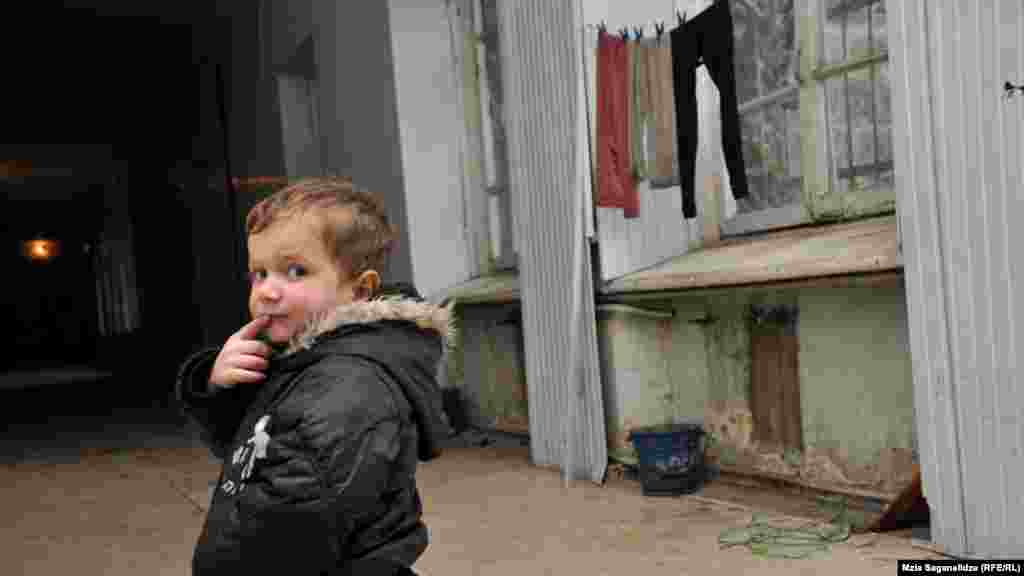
355, 270, 381, 299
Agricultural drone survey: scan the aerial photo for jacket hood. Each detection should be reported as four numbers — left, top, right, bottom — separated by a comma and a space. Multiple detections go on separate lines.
281, 295, 456, 358
274, 285, 454, 461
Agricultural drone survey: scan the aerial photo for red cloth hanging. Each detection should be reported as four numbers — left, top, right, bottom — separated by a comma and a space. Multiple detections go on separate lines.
596, 32, 639, 218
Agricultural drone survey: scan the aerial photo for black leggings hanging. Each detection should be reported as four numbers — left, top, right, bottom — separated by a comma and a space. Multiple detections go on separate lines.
671, 0, 749, 219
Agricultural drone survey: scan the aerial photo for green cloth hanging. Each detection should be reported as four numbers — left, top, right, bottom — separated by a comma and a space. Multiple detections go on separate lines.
632, 39, 648, 181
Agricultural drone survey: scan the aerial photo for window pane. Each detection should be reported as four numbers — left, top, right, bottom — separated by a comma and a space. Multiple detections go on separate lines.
826, 74, 848, 191
823, 0, 883, 66
733, 0, 797, 105
826, 65, 891, 195
737, 94, 802, 214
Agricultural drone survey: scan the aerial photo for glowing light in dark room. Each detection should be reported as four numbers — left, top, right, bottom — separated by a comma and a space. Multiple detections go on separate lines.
22, 237, 61, 263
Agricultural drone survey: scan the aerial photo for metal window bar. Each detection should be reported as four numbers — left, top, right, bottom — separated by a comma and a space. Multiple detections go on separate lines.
826, 0, 878, 21
754, 8, 766, 190
753, 8, 763, 99
738, 83, 800, 115
867, 5, 880, 186
842, 5, 855, 187
783, 106, 791, 175
836, 159, 892, 180
813, 51, 888, 80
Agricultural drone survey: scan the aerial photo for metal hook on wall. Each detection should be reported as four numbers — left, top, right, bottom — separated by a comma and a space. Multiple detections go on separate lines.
1004, 81, 1024, 101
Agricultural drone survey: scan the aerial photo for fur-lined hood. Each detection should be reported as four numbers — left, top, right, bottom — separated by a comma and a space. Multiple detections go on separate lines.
280, 295, 456, 358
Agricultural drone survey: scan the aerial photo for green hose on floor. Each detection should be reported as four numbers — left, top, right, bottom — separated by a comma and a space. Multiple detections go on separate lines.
719, 499, 856, 560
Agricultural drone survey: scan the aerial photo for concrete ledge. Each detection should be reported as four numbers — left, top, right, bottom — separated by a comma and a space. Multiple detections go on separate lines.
429, 271, 520, 305
603, 215, 901, 296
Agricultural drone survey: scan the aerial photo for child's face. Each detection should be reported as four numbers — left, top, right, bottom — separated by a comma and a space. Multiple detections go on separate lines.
246, 213, 367, 344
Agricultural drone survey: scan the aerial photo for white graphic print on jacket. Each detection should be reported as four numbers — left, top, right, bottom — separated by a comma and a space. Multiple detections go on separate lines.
222, 414, 271, 496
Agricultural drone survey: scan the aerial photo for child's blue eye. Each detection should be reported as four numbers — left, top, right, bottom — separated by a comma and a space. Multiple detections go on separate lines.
249, 270, 267, 284
286, 264, 307, 280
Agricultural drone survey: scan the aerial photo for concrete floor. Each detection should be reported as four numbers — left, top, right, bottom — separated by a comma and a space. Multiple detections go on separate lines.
0, 378, 941, 575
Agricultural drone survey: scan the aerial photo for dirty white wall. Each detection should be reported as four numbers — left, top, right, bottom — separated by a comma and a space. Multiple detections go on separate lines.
312, 1, 415, 287
389, 0, 474, 298
258, 0, 477, 294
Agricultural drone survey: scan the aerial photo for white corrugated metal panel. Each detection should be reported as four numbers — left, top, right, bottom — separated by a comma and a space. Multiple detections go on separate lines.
499, 0, 608, 483
890, 0, 1024, 558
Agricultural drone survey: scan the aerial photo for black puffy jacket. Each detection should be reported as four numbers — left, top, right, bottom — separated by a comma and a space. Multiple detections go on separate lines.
175, 290, 452, 575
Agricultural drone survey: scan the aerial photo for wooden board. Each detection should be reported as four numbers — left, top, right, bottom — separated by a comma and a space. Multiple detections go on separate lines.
604, 215, 900, 294
749, 319, 803, 452
601, 270, 904, 303
717, 464, 899, 504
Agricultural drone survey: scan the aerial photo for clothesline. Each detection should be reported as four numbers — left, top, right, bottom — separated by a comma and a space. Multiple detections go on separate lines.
582, 21, 671, 35
581, 0, 727, 36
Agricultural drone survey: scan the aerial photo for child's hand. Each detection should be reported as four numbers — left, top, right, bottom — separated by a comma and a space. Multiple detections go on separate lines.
208, 316, 274, 390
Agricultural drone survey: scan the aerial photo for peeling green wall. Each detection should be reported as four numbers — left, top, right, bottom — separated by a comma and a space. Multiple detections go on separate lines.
702, 292, 754, 405
598, 281, 914, 472
448, 303, 529, 432
454, 279, 916, 480
798, 282, 915, 469
597, 298, 710, 462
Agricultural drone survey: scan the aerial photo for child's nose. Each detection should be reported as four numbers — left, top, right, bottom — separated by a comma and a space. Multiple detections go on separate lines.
255, 278, 282, 301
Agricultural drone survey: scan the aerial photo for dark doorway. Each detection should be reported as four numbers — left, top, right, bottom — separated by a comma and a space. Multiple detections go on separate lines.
0, 5, 234, 460
3, 189, 104, 371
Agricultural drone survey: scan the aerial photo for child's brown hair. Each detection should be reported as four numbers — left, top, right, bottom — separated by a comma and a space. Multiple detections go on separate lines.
245, 176, 396, 281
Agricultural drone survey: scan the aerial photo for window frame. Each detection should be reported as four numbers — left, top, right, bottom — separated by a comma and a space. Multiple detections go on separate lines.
722, 0, 896, 238
458, 0, 518, 275
806, 0, 896, 220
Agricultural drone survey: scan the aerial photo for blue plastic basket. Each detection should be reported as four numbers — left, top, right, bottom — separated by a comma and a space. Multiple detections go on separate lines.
628, 422, 706, 496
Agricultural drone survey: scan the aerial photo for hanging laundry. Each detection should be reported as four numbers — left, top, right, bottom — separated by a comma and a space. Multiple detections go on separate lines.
623, 36, 639, 218
596, 31, 639, 218
639, 36, 658, 180
671, 0, 750, 219
632, 36, 649, 182
645, 32, 680, 189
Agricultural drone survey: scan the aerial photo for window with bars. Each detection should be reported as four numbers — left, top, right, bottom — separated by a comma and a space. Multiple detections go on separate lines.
818, 0, 893, 212
726, 0, 895, 235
